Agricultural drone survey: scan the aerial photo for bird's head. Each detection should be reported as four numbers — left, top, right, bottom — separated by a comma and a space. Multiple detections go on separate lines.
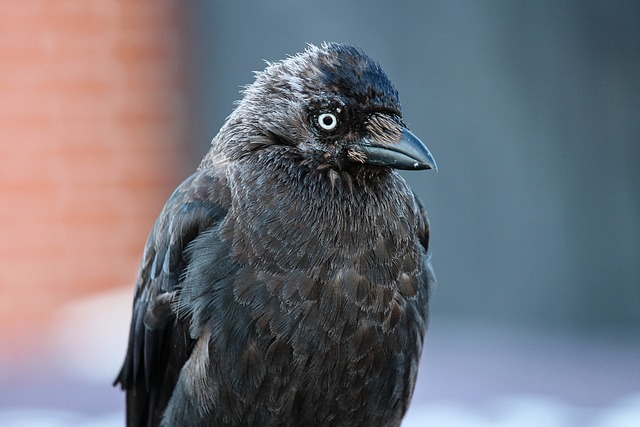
218, 43, 436, 172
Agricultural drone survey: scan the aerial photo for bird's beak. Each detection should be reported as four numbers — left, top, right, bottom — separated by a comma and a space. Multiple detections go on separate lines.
357, 128, 437, 171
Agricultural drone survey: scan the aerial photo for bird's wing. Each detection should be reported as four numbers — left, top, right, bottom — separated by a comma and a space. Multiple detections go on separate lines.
114, 169, 229, 427
412, 190, 431, 254
413, 189, 436, 308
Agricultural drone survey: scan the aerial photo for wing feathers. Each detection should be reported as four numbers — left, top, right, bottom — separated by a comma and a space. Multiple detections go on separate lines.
114, 170, 229, 426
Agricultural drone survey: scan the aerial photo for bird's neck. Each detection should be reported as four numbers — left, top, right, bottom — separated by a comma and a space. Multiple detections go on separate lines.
223, 156, 418, 284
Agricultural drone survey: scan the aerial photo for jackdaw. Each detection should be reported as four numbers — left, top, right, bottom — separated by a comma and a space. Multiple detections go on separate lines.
115, 42, 437, 427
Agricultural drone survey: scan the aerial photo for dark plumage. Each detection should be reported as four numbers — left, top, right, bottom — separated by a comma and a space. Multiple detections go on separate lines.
115, 42, 437, 427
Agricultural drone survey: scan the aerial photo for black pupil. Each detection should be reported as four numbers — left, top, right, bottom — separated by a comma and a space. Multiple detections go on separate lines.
322, 116, 334, 126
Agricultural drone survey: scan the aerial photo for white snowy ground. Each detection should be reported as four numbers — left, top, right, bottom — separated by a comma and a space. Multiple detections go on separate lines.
1, 288, 638, 427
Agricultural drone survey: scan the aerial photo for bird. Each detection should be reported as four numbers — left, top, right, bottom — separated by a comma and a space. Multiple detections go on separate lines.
115, 42, 437, 427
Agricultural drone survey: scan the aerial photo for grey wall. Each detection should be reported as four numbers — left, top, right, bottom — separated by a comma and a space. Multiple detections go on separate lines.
182, 1, 640, 335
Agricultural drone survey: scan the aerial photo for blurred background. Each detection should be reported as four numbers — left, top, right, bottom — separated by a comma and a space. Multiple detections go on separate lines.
1, 1, 639, 426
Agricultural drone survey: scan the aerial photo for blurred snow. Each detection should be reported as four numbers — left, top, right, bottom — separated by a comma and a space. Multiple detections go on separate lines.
0, 289, 638, 427
2, 396, 640, 427
1, 410, 122, 427
45, 287, 132, 383
403, 394, 640, 427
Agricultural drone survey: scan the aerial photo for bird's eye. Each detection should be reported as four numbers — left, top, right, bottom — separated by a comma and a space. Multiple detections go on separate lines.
317, 113, 338, 131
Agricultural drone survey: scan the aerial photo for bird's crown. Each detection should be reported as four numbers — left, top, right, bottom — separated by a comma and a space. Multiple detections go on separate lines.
245, 42, 401, 114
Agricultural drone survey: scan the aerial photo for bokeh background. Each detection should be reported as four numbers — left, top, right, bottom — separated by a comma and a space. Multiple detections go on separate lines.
1, 1, 639, 426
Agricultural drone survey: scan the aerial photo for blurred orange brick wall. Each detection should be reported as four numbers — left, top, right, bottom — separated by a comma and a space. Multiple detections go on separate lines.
0, 1, 188, 354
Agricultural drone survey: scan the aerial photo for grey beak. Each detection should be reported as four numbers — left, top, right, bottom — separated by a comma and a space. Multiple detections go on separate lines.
358, 128, 437, 171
